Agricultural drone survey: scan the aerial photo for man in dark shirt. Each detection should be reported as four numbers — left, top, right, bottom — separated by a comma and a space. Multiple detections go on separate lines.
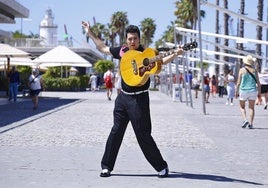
7, 66, 20, 102
82, 21, 183, 178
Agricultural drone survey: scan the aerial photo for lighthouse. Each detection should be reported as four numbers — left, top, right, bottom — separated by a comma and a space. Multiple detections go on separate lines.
39, 8, 58, 46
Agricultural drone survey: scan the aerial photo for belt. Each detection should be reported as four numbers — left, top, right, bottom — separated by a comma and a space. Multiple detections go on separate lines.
121, 89, 149, 95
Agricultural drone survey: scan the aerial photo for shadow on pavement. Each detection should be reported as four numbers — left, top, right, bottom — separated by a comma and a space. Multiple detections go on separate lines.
169, 171, 264, 186
0, 97, 81, 133
112, 171, 263, 185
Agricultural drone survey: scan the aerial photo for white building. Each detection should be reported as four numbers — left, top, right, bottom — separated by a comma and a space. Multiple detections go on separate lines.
39, 8, 58, 47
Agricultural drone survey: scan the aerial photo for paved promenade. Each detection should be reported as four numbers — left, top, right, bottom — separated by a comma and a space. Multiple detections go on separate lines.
0, 90, 267, 188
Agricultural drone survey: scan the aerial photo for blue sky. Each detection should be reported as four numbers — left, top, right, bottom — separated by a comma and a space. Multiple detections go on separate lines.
1, 0, 267, 50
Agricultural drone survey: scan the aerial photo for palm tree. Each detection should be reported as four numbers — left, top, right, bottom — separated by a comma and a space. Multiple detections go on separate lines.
174, 0, 205, 29
237, 0, 245, 67
223, 0, 229, 73
215, 0, 220, 74
110, 11, 129, 46
174, 0, 205, 44
174, 0, 193, 29
91, 23, 106, 40
103, 23, 117, 47
140, 18, 156, 48
256, 0, 264, 72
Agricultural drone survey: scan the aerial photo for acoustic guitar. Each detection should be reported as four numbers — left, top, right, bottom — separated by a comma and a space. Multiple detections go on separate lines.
120, 41, 198, 86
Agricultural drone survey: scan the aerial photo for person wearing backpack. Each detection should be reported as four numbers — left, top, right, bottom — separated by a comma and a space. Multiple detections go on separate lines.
103, 68, 114, 100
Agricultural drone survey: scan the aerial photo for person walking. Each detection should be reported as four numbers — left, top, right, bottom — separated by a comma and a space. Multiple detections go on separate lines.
258, 68, 268, 109
114, 71, 122, 95
204, 73, 210, 103
28, 68, 43, 110
82, 21, 183, 178
89, 72, 98, 92
192, 74, 200, 98
7, 66, 20, 102
225, 70, 236, 106
235, 55, 261, 129
103, 68, 114, 100
211, 75, 217, 97
217, 72, 225, 98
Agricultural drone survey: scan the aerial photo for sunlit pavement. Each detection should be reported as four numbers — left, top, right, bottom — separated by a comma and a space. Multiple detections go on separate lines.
0, 90, 267, 188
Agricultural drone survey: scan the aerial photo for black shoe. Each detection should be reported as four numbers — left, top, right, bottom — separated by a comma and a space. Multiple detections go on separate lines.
264, 104, 267, 110
158, 167, 169, 178
100, 169, 111, 177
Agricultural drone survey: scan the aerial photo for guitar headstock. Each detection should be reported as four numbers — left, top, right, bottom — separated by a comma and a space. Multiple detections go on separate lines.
182, 41, 198, 51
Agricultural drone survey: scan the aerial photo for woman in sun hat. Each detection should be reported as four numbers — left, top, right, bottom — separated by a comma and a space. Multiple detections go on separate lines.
235, 55, 261, 129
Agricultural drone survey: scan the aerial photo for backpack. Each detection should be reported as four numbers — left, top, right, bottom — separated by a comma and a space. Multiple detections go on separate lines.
104, 74, 113, 88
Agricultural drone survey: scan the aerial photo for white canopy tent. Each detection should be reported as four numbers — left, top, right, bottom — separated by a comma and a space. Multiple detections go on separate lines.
32, 45, 92, 77
0, 57, 34, 66
32, 45, 92, 67
0, 44, 31, 72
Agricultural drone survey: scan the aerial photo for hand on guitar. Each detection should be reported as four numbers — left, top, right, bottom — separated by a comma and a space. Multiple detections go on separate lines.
174, 47, 184, 56
162, 46, 184, 65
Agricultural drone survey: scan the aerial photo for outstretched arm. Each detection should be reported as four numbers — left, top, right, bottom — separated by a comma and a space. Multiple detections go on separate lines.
82, 21, 111, 55
162, 47, 184, 65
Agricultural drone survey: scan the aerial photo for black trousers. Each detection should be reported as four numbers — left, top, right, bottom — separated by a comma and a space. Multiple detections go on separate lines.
218, 86, 224, 97
101, 92, 168, 172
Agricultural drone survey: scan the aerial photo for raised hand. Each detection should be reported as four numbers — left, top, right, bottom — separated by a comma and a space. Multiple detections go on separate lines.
81, 21, 93, 38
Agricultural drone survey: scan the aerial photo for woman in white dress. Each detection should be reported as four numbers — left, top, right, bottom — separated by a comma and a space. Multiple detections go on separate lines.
114, 71, 122, 95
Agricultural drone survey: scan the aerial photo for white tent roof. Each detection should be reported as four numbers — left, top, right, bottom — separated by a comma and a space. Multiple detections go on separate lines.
0, 43, 30, 57
33, 45, 92, 67
0, 57, 34, 66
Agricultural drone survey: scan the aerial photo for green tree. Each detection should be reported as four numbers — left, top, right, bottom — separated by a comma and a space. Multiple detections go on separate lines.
91, 22, 106, 40
223, 0, 230, 73
174, 0, 205, 29
215, 0, 220, 75
94, 59, 114, 73
256, 0, 264, 72
103, 23, 117, 47
140, 18, 156, 48
12, 30, 28, 38
174, 0, 205, 46
111, 11, 129, 45
237, 0, 245, 68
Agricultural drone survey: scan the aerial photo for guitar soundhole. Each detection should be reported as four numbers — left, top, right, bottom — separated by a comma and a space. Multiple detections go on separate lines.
143, 58, 149, 66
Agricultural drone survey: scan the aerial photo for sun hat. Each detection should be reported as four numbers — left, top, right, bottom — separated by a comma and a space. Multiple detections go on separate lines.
243, 55, 256, 66
33, 68, 39, 74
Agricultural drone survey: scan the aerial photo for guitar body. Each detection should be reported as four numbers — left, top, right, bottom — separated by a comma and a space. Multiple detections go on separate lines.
120, 41, 197, 86
120, 48, 162, 86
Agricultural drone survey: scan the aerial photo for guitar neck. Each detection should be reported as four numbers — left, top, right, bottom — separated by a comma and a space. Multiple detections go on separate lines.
149, 41, 197, 63
149, 49, 177, 63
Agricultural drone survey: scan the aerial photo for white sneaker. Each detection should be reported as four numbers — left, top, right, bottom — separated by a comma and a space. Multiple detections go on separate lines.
226, 102, 229, 105
230, 103, 234, 106
100, 169, 111, 177
158, 167, 169, 178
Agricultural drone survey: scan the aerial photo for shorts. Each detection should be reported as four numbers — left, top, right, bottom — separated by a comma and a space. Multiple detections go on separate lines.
30, 89, 41, 96
261, 84, 268, 94
239, 91, 257, 101
192, 84, 200, 90
204, 85, 210, 93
